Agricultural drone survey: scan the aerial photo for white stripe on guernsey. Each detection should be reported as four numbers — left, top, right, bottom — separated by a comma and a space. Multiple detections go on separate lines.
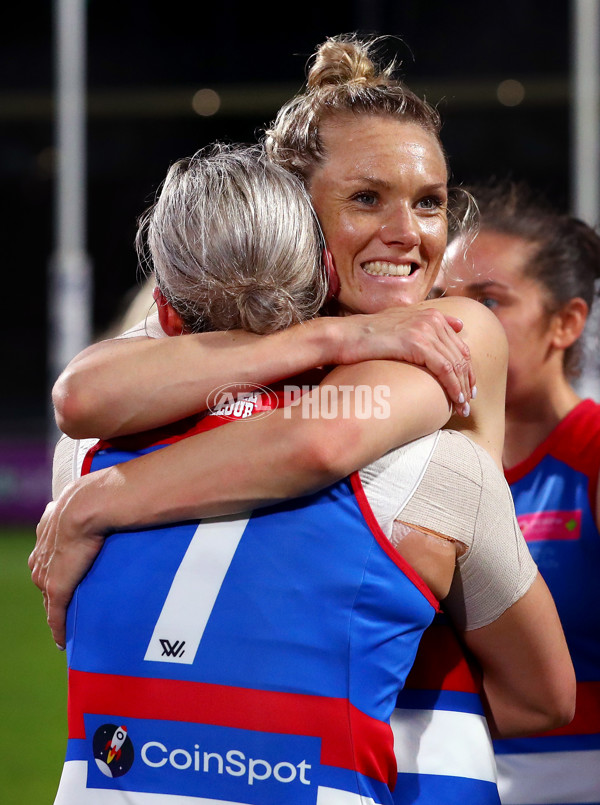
54, 761, 251, 803
391, 707, 497, 783
316, 787, 379, 804
54, 763, 381, 804
144, 515, 250, 665
496, 749, 600, 804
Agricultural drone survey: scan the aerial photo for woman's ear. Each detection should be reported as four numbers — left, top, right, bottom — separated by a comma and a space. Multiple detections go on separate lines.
323, 248, 340, 301
550, 297, 589, 350
153, 286, 185, 336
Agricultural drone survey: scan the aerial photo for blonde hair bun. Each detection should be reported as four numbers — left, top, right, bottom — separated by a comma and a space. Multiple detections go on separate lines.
307, 35, 388, 90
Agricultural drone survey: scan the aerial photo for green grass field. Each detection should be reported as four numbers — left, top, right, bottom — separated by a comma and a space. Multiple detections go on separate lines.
0, 528, 67, 803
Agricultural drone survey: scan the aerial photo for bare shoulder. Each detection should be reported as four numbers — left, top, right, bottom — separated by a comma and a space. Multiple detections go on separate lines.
421, 296, 508, 362
418, 298, 508, 462
441, 296, 507, 347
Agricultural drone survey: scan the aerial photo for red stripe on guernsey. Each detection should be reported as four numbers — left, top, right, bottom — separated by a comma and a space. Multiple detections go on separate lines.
505, 400, 600, 508
404, 620, 482, 693
80, 393, 283, 476
81, 389, 295, 477
350, 472, 440, 612
81, 412, 231, 476
68, 668, 396, 785
80, 439, 104, 476
530, 680, 600, 737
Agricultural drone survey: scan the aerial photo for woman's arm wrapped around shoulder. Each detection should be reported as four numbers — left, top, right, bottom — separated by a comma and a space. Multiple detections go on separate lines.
52, 305, 475, 440
33, 297, 500, 649
33, 354, 455, 649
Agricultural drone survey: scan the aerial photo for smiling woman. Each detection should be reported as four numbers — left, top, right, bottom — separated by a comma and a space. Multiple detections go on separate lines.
263, 42, 453, 316
307, 116, 449, 314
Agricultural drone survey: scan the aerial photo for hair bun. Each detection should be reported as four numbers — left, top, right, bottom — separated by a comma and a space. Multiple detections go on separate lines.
235, 282, 297, 333
307, 35, 385, 91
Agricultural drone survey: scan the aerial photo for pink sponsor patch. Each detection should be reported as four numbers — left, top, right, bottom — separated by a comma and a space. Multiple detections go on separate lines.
517, 510, 582, 542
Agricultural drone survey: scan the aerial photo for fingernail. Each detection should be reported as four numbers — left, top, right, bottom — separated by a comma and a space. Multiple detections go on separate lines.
463, 402, 470, 417
471, 385, 477, 399
458, 392, 465, 404
56, 643, 65, 652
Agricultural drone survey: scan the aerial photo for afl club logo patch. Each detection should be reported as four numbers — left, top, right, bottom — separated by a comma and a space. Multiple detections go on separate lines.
93, 724, 135, 777
206, 383, 278, 421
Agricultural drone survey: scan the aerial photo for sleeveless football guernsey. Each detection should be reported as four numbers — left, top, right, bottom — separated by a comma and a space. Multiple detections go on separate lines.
392, 614, 499, 804
54, 409, 439, 804
495, 399, 600, 805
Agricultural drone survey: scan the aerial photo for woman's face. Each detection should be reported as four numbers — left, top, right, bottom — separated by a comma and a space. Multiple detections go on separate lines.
444, 230, 556, 405
308, 114, 449, 314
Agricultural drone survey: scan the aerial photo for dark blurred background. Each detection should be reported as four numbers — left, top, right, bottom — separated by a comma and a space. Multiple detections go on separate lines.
1, 0, 594, 521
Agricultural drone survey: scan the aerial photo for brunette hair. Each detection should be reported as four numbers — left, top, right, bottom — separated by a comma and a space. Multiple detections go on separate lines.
470, 179, 600, 378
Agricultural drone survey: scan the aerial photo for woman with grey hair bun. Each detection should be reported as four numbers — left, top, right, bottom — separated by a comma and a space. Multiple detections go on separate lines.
141, 142, 328, 336
41, 138, 515, 805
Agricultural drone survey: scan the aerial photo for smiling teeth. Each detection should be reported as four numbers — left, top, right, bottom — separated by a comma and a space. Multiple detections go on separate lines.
362, 261, 413, 277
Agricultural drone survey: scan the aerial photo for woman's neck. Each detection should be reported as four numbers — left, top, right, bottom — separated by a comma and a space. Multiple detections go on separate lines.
503, 379, 581, 469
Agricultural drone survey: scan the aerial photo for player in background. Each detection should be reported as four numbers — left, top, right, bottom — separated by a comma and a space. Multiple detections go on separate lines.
440, 179, 600, 805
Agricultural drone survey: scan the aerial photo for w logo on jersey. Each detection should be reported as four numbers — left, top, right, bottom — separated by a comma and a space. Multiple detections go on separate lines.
144, 516, 250, 665
160, 639, 186, 658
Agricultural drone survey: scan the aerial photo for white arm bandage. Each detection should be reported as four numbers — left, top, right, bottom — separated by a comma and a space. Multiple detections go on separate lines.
360, 430, 537, 631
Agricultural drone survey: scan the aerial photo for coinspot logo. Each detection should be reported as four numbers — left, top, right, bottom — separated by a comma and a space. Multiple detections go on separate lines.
206, 383, 278, 421
93, 724, 135, 778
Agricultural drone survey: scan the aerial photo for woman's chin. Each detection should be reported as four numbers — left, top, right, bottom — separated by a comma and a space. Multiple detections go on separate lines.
340, 277, 429, 314
357, 267, 430, 311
